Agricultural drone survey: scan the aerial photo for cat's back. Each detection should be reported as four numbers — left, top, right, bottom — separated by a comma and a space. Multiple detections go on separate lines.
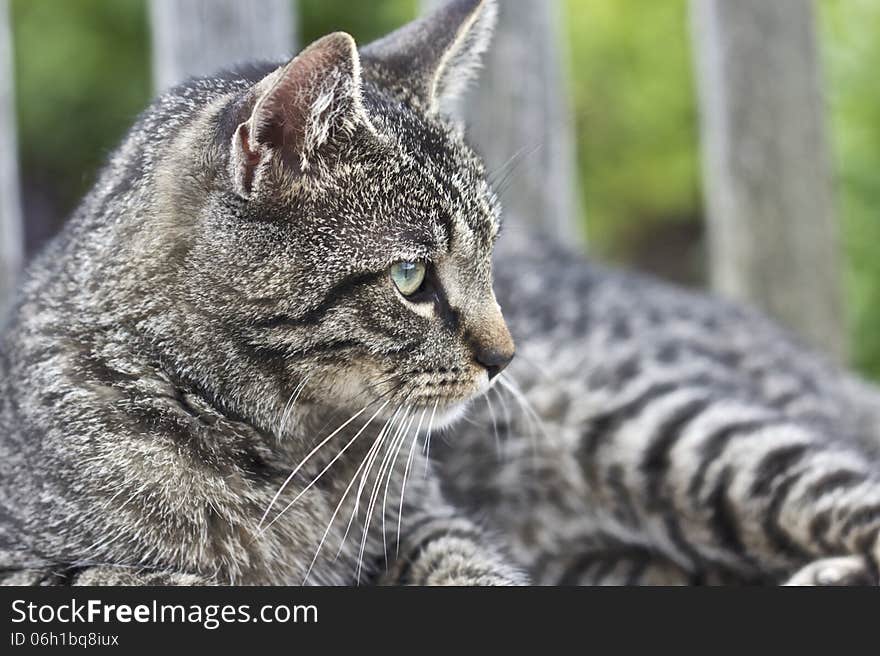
491, 232, 875, 447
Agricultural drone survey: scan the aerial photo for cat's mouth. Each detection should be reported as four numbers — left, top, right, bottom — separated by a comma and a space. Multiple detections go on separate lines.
402, 366, 489, 408
326, 362, 492, 430
388, 366, 495, 431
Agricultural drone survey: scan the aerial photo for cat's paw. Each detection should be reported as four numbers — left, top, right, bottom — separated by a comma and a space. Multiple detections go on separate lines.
783, 556, 876, 586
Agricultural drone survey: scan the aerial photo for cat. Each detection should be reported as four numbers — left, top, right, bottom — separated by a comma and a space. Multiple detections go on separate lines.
0, 0, 522, 586
1, 0, 879, 586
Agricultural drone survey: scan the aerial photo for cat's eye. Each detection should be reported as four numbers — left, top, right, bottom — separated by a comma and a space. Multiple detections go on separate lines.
390, 261, 427, 297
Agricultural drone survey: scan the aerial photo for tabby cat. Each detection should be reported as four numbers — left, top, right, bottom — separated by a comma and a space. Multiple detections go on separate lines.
2, 0, 879, 586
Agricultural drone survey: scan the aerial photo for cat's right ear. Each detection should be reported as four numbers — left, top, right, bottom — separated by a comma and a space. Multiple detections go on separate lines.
361, 0, 497, 114
230, 32, 375, 198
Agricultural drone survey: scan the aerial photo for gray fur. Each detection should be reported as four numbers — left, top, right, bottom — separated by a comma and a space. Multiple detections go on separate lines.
3, 0, 880, 587
0, 0, 520, 586
439, 233, 880, 585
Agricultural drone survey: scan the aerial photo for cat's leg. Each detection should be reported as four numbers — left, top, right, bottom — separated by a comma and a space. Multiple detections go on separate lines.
9, 566, 212, 586
783, 555, 875, 586
357, 443, 526, 586
535, 546, 697, 586
69, 567, 212, 585
582, 388, 880, 583
381, 510, 526, 585
2, 565, 213, 585
1, 569, 59, 585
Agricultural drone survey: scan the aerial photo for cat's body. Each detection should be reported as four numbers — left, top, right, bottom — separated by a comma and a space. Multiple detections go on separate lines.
444, 233, 880, 584
2, 0, 880, 586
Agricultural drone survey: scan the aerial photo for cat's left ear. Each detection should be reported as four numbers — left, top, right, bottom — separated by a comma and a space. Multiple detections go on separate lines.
361, 0, 497, 114
230, 32, 376, 198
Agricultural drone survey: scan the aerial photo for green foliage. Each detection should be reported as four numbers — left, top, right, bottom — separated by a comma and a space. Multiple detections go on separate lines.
298, 0, 415, 45
563, 0, 880, 379
10, 0, 150, 211
820, 0, 880, 379
563, 0, 700, 262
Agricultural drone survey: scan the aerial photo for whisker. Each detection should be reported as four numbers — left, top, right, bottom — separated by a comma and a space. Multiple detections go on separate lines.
301, 406, 400, 585
358, 407, 412, 582
348, 406, 408, 582
258, 401, 373, 529
423, 400, 440, 476
479, 384, 515, 461
484, 389, 501, 458
513, 352, 555, 383
381, 410, 417, 568
491, 384, 514, 459
334, 405, 404, 562
276, 376, 309, 441
492, 142, 543, 201
497, 373, 545, 462
456, 413, 484, 428
498, 373, 546, 438
259, 380, 405, 530
396, 405, 427, 557
302, 376, 402, 441
258, 398, 392, 536
492, 382, 513, 429
487, 142, 542, 189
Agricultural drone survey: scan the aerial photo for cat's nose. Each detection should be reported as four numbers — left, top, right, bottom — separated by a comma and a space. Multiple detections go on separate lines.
467, 292, 515, 380
475, 343, 515, 380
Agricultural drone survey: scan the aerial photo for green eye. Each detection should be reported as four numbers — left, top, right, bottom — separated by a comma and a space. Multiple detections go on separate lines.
390, 261, 427, 297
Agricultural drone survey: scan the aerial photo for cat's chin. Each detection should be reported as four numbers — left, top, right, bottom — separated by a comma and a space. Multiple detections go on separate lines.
423, 373, 496, 431
425, 401, 471, 432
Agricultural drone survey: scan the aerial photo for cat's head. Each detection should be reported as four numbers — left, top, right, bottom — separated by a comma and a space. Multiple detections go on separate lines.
174, 0, 510, 428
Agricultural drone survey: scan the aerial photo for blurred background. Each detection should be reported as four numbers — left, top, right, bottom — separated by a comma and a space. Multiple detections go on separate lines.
0, 0, 878, 380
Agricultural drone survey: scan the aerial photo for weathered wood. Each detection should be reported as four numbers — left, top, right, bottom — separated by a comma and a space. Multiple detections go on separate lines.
423, 0, 581, 244
149, 0, 297, 91
691, 0, 844, 358
0, 0, 22, 312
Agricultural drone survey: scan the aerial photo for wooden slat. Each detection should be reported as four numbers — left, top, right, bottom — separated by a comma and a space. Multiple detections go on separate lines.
149, 0, 297, 92
691, 0, 844, 358
0, 0, 22, 313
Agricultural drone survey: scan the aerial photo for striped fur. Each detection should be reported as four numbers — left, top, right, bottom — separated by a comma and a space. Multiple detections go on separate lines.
436, 233, 880, 585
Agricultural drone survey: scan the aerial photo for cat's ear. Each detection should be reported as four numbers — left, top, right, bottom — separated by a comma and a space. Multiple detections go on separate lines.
361, 0, 497, 114
231, 32, 375, 198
